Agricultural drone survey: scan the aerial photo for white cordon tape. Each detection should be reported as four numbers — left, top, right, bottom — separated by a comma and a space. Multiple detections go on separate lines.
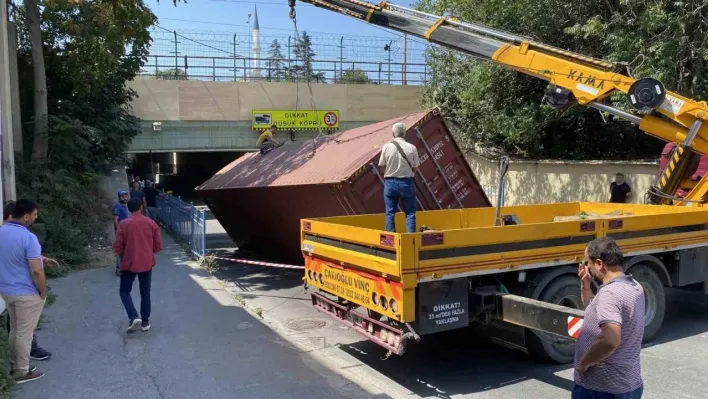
213, 256, 305, 270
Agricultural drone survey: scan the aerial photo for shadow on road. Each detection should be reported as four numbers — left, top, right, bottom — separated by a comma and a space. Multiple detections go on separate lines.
211, 260, 304, 295
336, 289, 708, 398
340, 327, 571, 399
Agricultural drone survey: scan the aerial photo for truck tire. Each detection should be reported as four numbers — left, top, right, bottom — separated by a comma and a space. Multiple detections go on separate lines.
629, 264, 666, 341
526, 275, 583, 364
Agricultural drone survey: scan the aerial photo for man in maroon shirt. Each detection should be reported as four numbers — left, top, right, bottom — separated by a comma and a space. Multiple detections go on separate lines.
114, 198, 162, 333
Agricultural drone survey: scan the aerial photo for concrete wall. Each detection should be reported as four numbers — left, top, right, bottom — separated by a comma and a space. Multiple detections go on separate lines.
127, 80, 423, 122
466, 152, 659, 205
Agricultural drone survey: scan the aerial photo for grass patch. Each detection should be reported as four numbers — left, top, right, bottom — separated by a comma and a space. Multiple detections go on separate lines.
253, 307, 264, 318
0, 312, 15, 398
46, 291, 57, 308
200, 255, 219, 274
233, 295, 246, 306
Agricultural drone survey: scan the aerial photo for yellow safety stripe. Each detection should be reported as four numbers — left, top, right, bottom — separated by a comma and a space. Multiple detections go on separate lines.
347, 0, 380, 10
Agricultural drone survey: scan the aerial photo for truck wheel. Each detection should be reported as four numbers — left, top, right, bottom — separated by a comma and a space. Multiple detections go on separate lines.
526, 276, 582, 364
629, 264, 666, 341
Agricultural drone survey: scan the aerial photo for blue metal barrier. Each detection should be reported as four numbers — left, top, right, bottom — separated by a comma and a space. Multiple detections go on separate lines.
156, 194, 206, 257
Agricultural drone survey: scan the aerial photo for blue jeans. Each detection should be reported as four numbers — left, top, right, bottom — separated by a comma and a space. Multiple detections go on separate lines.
115, 255, 121, 272
572, 384, 643, 399
120, 270, 152, 322
384, 177, 416, 233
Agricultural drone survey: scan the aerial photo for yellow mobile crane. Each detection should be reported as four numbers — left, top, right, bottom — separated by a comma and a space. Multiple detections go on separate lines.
292, 0, 708, 206
293, 0, 708, 363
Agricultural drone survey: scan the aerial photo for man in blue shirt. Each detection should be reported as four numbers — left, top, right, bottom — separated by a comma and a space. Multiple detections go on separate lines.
3, 202, 53, 365
113, 190, 130, 276
0, 199, 47, 384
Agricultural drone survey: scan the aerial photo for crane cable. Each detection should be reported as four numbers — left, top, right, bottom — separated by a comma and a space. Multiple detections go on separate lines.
289, 0, 327, 159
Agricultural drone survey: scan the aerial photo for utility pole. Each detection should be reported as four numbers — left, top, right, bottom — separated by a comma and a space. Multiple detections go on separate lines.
172, 31, 179, 72
336, 37, 345, 83
232, 34, 238, 82
402, 33, 408, 85
384, 40, 393, 85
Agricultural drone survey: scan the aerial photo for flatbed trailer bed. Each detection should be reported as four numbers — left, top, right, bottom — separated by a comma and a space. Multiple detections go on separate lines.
301, 202, 708, 362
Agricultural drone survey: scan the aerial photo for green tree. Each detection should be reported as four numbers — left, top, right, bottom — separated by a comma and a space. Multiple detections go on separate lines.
155, 68, 188, 80
293, 31, 326, 83
266, 39, 287, 82
339, 68, 371, 84
414, 0, 703, 160
12, 0, 157, 263
16, 0, 156, 171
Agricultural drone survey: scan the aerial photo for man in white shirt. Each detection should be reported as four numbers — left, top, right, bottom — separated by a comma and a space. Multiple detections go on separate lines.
377, 122, 420, 233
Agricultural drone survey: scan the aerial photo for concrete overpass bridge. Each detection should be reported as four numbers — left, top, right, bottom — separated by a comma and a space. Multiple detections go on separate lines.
125, 79, 424, 196
127, 79, 423, 153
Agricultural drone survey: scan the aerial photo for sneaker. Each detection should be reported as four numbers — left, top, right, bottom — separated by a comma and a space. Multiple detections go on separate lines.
141, 321, 151, 332
13, 370, 45, 384
30, 347, 52, 361
10, 365, 36, 373
126, 318, 142, 333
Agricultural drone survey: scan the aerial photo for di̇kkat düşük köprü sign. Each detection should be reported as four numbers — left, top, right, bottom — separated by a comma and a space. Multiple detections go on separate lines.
252, 110, 339, 131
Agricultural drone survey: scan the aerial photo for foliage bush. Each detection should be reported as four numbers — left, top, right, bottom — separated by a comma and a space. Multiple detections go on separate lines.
415, 0, 708, 160
0, 312, 13, 398
15, 166, 112, 268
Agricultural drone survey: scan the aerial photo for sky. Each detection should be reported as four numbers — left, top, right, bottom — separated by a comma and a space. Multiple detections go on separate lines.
147, 0, 419, 41
143, 0, 431, 83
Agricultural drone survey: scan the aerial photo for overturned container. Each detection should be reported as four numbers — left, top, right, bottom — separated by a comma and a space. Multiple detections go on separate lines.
196, 108, 491, 263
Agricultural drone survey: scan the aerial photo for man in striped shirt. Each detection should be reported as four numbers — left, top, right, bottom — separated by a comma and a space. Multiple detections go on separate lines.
574, 237, 645, 398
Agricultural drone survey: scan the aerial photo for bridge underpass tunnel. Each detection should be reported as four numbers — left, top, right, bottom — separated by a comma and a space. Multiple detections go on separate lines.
128, 151, 245, 203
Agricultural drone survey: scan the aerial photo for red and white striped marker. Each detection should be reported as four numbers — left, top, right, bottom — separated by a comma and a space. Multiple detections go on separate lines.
567, 316, 583, 339
213, 256, 305, 270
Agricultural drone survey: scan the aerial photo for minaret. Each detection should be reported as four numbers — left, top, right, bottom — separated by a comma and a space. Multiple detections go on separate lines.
251, 5, 261, 79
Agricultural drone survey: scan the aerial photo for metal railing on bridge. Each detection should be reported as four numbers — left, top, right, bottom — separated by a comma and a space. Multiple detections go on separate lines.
142, 29, 431, 86
156, 194, 206, 258
139, 55, 428, 85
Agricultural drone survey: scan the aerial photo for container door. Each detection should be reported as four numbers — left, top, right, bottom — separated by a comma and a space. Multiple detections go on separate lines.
408, 115, 491, 209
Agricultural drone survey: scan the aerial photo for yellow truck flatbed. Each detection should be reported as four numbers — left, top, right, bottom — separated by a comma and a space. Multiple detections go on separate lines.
301, 202, 708, 362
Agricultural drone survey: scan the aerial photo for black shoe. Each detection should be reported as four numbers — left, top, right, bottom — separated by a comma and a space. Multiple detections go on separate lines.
126, 318, 142, 333
30, 347, 52, 361
141, 320, 151, 332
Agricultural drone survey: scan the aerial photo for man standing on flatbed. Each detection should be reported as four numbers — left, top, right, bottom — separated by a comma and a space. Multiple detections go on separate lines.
378, 122, 420, 233
574, 237, 645, 399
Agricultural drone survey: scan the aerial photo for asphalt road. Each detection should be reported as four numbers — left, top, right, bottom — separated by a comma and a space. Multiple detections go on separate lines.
212, 255, 708, 399
11, 167, 372, 399
12, 235, 372, 399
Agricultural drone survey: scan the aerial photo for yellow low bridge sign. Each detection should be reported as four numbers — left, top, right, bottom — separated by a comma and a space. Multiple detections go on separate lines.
252, 109, 339, 131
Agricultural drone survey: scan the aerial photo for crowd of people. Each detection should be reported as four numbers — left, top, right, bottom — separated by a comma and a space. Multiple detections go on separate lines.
0, 175, 163, 385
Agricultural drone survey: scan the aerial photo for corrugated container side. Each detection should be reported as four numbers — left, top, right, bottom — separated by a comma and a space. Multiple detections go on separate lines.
197, 108, 491, 263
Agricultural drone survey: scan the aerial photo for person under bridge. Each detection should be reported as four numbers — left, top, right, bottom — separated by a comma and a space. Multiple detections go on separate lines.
256, 124, 282, 155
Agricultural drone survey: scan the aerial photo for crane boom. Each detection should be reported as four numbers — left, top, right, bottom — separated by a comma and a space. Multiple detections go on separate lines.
297, 0, 708, 206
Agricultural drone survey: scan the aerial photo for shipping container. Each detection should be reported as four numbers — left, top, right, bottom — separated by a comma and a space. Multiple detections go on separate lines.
196, 108, 491, 263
